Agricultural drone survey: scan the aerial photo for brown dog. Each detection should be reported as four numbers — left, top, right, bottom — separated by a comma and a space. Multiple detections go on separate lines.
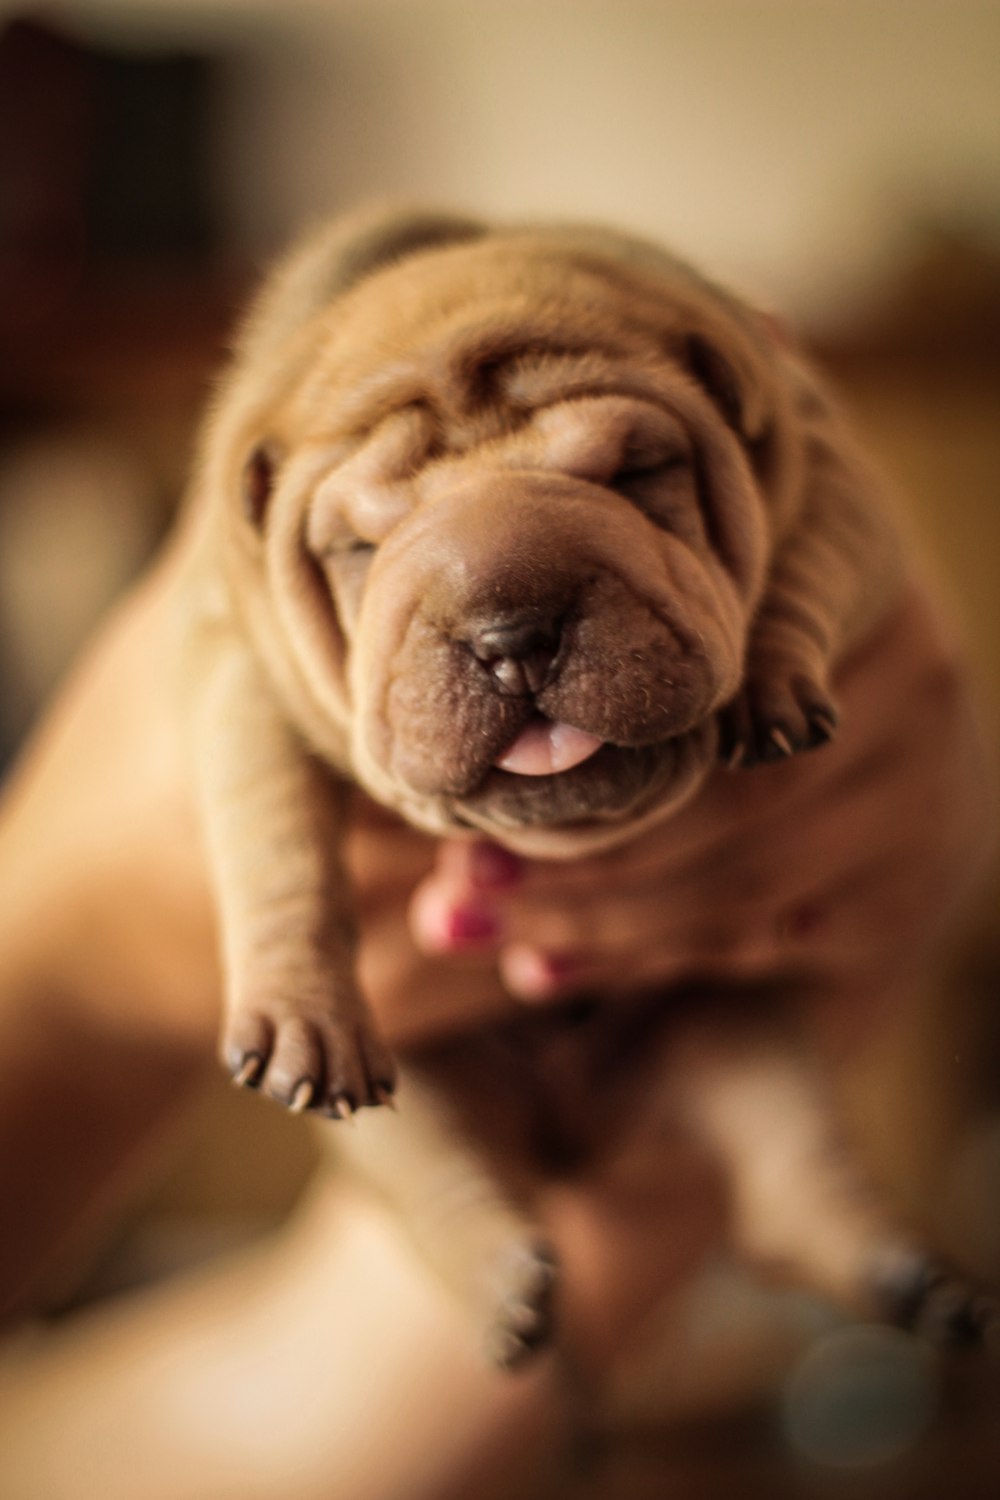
186, 207, 893, 1081
160, 205, 997, 1366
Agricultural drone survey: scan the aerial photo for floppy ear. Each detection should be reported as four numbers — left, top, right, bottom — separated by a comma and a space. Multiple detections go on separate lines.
220, 208, 488, 528
240, 441, 280, 530
685, 332, 768, 442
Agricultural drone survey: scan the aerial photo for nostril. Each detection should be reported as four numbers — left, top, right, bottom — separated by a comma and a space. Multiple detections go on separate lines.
488, 653, 548, 696
466, 614, 562, 697
469, 616, 561, 665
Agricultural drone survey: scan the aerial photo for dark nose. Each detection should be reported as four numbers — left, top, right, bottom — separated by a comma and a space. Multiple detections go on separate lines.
467, 613, 562, 696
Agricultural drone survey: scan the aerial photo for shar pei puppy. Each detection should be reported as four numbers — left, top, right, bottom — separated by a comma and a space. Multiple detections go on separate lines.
159, 207, 992, 1365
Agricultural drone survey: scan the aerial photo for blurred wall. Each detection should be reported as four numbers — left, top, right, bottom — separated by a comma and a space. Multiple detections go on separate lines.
20, 0, 999, 327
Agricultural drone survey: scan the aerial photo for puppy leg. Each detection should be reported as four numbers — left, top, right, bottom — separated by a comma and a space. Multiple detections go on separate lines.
328, 1062, 558, 1370
665, 1009, 997, 1349
722, 385, 901, 767
189, 631, 395, 1116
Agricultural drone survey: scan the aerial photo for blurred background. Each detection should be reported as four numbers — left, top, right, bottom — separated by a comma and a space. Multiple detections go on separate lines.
0, 1, 998, 1495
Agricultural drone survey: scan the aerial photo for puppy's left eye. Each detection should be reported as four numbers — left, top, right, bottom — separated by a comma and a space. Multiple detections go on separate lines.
611, 451, 705, 543
611, 453, 690, 511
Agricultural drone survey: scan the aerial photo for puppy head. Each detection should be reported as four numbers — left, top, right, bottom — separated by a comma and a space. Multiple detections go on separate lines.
210, 215, 798, 855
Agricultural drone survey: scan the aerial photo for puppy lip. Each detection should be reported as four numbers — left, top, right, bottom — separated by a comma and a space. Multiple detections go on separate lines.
493, 715, 604, 776
454, 731, 709, 837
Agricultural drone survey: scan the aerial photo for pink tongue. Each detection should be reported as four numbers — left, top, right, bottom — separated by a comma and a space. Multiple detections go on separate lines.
495, 719, 604, 776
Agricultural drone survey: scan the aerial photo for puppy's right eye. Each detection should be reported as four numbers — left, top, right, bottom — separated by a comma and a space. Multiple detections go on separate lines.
322, 533, 377, 569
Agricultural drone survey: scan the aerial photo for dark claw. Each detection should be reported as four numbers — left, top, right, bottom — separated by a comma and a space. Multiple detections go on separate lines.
317, 1075, 396, 1120
755, 726, 795, 764
720, 662, 841, 772
806, 708, 838, 747
289, 1078, 316, 1114
232, 1052, 265, 1089
322, 1093, 356, 1122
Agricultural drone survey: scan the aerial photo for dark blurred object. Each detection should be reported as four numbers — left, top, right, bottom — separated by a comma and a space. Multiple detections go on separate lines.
862, 225, 1000, 362
814, 223, 1000, 371
0, 14, 247, 766
0, 15, 89, 325
0, 12, 243, 426
87, 37, 216, 265
0, 14, 217, 322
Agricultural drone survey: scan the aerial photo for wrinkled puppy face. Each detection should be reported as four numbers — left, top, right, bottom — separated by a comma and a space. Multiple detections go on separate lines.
235, 238, 778, 856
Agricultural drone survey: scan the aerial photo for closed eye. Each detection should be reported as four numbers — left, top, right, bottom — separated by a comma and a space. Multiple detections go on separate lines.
322, 533, 377, 561
316, 535, 376, 634
611, 451, 689, 493
610, 453, 706, 545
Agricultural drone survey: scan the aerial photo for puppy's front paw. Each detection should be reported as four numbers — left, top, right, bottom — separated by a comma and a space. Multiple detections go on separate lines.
224, 1004, 396, 1119
719, 670, 838, 769
482, 1238, 559, 1370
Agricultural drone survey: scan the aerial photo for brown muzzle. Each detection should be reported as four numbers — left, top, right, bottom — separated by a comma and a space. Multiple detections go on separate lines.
349, 469, 742, 809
